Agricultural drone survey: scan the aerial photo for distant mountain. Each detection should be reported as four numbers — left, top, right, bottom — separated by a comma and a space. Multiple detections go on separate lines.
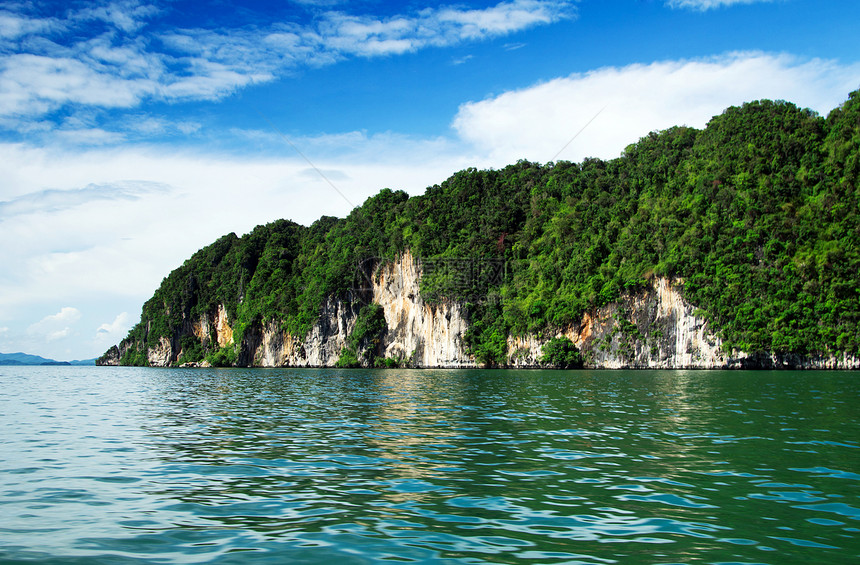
0, 352, 96, 366
69, 358, 97, 366
0, 352, 58, 365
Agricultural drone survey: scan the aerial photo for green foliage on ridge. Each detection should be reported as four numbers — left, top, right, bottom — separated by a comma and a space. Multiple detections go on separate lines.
109, 91, 860, 365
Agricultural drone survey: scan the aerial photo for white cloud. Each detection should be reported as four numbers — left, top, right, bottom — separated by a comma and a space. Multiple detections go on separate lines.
124, 115, 201, 136
331, 0, 573, 56
53, 127, 127, 146
0, 53, 154, 116
95, 312, 130, 346
40, 307, 81, 324
0, 0, 575, 124
74, 0, 160, 33
305, 0, 573, 58
0, 9, 63, 40
665, 0, 773, 9
97, 312, 128, 334
27, 306, 81, 343
0, 0, 573, 127
291, 0, 347, 5
452, 52, 860, 165
434, 0, 567, 39
47, 328, 71, 341
0, 180, 170, 218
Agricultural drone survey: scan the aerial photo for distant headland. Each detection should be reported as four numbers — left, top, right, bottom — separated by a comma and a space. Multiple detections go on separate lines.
0, 352, 96, 366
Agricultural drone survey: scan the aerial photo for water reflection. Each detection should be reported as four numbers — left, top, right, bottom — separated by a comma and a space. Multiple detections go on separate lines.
6, 367, 856, 563
129, 369, 858, 562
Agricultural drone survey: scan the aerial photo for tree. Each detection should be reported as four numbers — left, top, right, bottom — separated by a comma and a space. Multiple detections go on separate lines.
540, 337, 583, 369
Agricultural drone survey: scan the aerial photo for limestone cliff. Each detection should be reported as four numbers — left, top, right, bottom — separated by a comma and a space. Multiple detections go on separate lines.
241, 296, 362, 367
239, 251, 472, 367
508, 277, 726, 369
372, 251, 472, 368
98, 303, 236, 367
99, 251, 860, 370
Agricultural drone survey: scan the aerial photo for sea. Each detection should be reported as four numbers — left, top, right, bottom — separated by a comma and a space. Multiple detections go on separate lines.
1, 366, 858, 564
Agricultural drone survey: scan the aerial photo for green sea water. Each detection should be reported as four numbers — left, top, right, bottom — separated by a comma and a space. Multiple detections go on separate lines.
1, 366, 858, 564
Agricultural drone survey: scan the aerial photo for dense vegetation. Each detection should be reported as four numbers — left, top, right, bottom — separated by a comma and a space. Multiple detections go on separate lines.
103, 91, 860, 367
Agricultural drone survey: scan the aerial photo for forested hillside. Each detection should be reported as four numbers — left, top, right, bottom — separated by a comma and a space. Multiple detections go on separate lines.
102, 90, 860, 367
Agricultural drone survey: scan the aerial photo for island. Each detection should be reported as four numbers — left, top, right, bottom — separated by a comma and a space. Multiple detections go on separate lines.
99, 91, 860, 370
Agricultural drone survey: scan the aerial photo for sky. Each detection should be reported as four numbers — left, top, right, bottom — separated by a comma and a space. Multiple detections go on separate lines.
1, 0, 859, 361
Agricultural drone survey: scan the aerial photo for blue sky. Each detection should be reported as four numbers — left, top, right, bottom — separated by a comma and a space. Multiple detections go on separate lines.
1, 0, 859, 360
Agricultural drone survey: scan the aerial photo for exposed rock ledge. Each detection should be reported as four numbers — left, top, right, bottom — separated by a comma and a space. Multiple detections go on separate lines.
99, 251, 860, 370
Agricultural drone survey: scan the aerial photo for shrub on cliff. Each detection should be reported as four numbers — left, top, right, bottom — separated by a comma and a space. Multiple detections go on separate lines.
540, 337, 583, 369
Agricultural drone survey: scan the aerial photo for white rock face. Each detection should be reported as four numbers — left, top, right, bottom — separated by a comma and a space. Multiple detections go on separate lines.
215, 304, 233, 347
506, 278, 725, 369
580, 277, 726, 369
147, 336, 173, 366
373, 251, 473, 368
249, 251, 473, 367
251, 297, 359, 367
253, 254, 733, 369
116, 250, 860, 370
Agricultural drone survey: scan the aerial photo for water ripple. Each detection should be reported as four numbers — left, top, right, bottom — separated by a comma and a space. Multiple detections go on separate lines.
1, 367, 859, 564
